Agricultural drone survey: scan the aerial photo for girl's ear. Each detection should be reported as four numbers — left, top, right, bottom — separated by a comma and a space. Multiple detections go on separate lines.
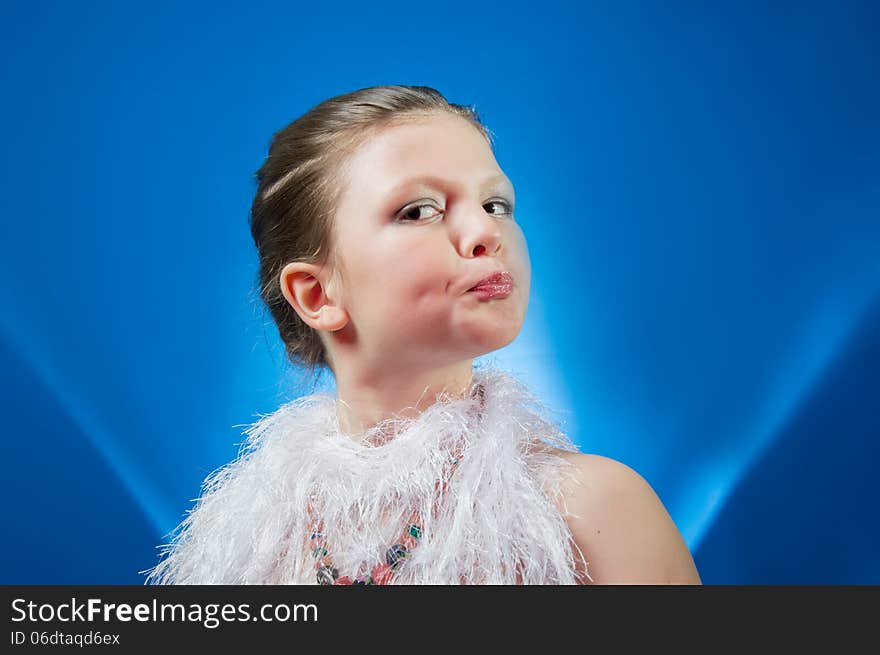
279, 262, 349, 332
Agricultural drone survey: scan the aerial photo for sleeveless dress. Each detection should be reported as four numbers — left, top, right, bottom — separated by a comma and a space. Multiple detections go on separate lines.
144, 366, 591, 585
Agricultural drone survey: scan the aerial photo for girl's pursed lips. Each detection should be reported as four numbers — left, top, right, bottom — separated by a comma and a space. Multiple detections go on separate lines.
465, 271, 514, 298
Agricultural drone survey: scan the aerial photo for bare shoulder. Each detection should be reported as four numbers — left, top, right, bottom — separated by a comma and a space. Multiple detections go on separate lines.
552, 452, 703, 585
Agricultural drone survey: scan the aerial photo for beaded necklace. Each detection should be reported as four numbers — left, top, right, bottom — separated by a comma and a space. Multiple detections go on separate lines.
306, 382, 485, 586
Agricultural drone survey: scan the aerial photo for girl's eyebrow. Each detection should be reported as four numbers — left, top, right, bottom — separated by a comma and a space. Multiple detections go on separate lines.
385, 173, 515, 196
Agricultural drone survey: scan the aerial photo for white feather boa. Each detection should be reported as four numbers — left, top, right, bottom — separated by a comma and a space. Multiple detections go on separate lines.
144, 366, 591, 584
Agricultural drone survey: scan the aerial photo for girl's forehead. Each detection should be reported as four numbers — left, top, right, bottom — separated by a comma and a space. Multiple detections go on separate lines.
352, 116, 491, 169
342, 119, 510, 199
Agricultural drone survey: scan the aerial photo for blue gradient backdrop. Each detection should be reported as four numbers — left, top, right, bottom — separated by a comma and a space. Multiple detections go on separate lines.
1, 1, 877, 584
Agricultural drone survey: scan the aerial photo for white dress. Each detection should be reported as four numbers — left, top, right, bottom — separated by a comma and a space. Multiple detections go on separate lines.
144, 366, 591, 585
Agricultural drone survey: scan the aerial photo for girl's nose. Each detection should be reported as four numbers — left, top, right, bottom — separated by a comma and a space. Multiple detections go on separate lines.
455, 206, 503, 258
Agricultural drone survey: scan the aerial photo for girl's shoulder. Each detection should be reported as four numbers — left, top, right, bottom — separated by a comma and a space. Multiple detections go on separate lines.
548, 451, 703, 585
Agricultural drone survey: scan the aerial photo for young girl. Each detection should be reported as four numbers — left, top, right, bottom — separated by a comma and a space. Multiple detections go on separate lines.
145, 85, 701, 585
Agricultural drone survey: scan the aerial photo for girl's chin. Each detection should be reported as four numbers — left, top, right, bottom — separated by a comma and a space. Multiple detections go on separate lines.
469, 326, 523, 354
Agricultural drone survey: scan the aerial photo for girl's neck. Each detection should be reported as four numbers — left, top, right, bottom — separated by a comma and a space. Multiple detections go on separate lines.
332, 360, 475, 438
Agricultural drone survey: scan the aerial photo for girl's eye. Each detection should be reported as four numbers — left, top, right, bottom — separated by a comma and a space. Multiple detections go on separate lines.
397, 203, 443, 222
484, 200, 514, 217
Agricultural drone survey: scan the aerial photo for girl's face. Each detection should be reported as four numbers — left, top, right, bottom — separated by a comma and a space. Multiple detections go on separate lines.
326, 113, 531, 370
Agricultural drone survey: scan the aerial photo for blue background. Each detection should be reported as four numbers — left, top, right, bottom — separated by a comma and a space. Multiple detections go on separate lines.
1, 1, 877, 584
